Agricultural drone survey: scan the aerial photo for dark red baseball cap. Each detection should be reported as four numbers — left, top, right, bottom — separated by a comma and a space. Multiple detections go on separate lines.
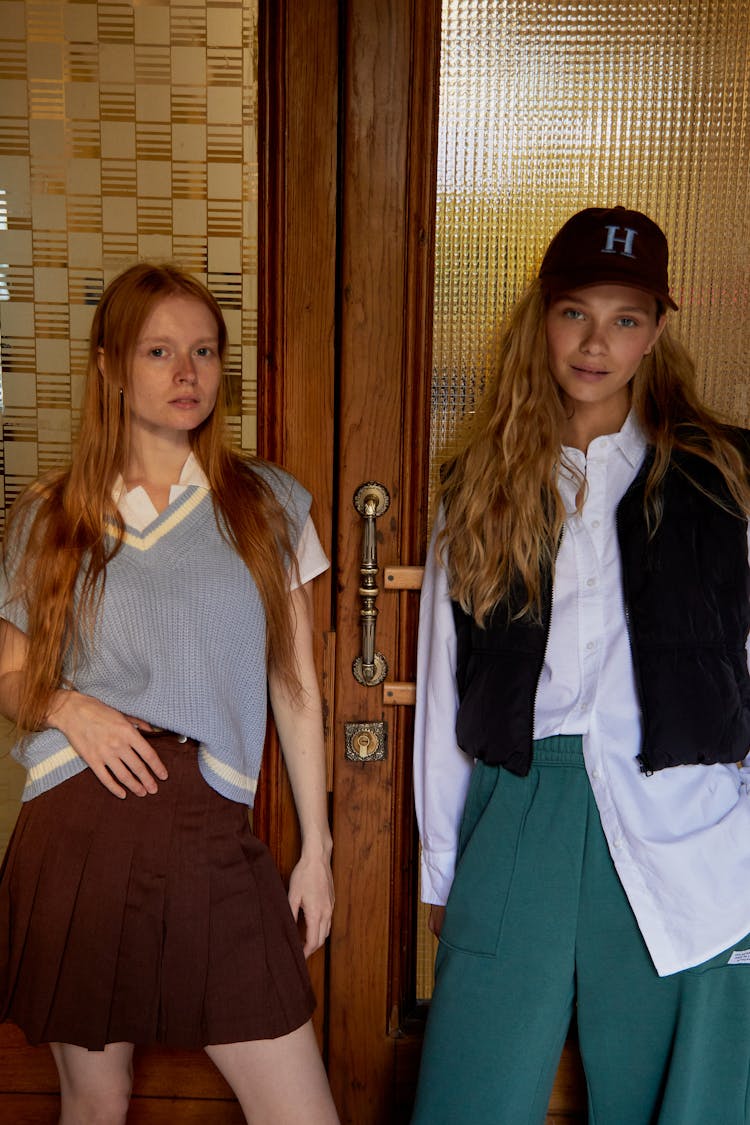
539, 206, 678, 310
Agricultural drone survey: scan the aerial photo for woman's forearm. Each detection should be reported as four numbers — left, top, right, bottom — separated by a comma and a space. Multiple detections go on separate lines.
268, 584, 332, 856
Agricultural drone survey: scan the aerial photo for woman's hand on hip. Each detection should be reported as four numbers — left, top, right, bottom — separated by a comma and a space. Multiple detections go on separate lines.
46, 689, 169, 799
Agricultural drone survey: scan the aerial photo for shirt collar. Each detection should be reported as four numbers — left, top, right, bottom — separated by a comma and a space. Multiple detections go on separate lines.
175, 451, 210, 489
611, 408, 648, 468
113, 451, 210, 503
561, 408, 648, 471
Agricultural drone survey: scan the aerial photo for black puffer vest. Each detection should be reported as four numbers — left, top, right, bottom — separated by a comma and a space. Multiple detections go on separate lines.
452, 442, 750, 775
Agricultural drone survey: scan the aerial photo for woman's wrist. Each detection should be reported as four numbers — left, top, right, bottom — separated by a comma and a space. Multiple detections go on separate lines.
299, 829, 333, 861
45, 686, 77, 731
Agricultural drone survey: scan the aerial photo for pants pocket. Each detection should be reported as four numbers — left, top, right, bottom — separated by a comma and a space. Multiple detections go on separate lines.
440, 763, 540, 957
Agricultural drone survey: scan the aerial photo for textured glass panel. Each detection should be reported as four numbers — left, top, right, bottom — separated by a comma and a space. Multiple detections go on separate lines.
430, 0, 750, 502
419, 0, 750, 1001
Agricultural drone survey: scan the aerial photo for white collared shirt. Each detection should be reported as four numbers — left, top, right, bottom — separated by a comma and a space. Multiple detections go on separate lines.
113, 452, 328, 587
414, 411, 750, 976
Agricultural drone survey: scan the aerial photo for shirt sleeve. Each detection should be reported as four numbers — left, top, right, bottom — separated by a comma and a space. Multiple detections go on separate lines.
292, 515, 330, 589
413, 511, 473, 905
0, 503, 37, 633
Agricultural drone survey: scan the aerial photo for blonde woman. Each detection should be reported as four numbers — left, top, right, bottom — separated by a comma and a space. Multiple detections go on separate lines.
0, 263, 339, 1125
413, 208, 750, 1125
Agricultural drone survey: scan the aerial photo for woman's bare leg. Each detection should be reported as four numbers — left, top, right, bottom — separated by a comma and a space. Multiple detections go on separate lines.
205, 1019, 340, 1125
50, 1041, 135, 1125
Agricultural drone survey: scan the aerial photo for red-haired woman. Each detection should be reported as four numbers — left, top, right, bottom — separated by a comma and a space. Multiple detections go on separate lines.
0, 263, 339, 1124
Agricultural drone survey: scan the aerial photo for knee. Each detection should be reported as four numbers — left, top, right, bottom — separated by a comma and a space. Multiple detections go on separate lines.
59, 1075, 133, 1125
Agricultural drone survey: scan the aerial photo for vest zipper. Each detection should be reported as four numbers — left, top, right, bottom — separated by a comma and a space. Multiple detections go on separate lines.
616, 470, 653, 776
624, 603, 653, 775
530, 530, 562, 762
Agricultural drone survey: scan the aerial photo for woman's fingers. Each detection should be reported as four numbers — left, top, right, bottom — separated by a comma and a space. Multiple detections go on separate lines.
50, 691, 170, 797
288, 855, 335, 957
89, 760, 130, 800
111, 742, 160, 795
129, 730, 169, 782
84, 738, 158, 798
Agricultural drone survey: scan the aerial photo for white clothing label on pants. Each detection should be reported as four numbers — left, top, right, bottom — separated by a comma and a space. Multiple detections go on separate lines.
728, 949, 750, 965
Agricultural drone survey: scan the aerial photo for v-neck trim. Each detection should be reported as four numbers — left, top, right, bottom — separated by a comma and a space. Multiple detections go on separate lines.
107, 485, 209, 552
113, 452, 210, 532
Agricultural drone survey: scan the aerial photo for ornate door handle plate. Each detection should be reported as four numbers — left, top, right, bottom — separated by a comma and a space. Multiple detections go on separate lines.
351, 481, 390, 687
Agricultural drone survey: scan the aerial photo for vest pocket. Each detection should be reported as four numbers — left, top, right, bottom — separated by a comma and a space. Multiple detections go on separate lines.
440, 761, 540, 957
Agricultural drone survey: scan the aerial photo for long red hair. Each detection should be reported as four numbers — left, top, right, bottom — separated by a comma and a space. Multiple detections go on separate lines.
3, 262, 300, 731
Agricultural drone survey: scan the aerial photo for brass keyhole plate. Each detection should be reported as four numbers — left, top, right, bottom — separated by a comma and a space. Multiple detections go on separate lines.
344, 721, 387, 763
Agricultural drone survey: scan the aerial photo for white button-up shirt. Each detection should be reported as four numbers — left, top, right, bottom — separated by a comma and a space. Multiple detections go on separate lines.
414, 411, 750, 976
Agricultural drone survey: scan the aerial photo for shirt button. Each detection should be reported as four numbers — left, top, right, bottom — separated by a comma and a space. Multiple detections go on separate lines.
613, 837, 623, 848
586, 577, 596, 587
591, 519, 601, 529
592, 768, 601, 780
586, 640, 595, 651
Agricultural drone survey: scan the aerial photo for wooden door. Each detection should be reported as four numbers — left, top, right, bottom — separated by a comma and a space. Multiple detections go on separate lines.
256, 2, 441, 1122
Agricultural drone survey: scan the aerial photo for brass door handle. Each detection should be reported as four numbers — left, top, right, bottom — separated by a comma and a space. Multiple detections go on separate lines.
352, 481, 390, 686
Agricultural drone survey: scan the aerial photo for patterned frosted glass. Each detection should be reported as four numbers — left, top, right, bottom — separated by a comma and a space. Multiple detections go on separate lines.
419, 0, 750, 1003
431, 0, 750, 493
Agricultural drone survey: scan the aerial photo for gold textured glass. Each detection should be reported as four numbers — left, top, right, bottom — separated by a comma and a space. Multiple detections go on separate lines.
418, 0, 750, 1000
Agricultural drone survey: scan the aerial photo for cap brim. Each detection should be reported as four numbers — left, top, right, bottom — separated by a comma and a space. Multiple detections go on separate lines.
541, 274, 678, 311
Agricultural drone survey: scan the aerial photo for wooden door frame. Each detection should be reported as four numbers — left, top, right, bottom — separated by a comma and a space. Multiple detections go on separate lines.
256, 0, 442, 1120
254, 0, 340, 1036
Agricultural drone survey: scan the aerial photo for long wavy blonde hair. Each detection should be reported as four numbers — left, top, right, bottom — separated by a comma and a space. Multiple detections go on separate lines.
439, 279, 750, 625
4, 262, 300, 731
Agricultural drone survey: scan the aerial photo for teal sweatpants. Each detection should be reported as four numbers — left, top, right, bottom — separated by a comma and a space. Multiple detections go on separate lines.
411, 736, 750, 1125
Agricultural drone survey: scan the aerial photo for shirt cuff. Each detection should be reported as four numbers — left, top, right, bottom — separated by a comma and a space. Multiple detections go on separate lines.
420, 848, 458, 906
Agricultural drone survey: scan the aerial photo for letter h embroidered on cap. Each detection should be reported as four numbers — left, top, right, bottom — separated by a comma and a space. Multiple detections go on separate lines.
602, 225, 637, 258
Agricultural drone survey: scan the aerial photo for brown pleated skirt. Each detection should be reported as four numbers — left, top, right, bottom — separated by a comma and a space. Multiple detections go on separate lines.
0, 732, 315, 1050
